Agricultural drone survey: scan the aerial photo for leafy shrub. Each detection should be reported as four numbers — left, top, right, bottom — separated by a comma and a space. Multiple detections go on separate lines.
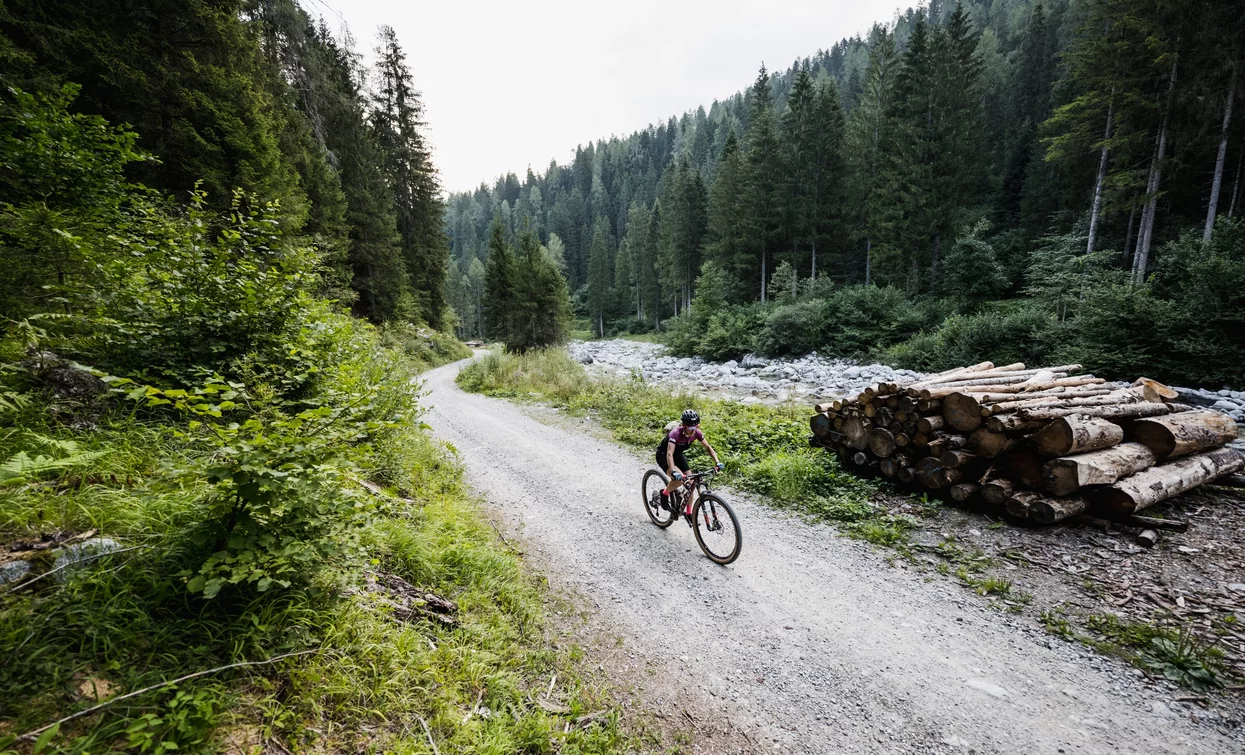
755, 300, 825, 357
883, 304, 1058, 372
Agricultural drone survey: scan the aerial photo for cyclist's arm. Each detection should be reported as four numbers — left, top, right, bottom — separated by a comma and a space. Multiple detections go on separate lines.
666, 442, 678, 475
700, 438, 720, 465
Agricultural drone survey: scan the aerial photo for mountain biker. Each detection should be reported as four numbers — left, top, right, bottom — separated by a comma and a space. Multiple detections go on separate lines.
657, 409, 724, 517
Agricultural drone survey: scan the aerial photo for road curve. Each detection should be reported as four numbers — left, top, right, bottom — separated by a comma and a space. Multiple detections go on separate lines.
422, 357, 1232, 755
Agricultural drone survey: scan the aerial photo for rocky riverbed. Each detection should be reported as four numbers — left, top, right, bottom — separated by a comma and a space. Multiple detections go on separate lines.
568, 339, 924, 405
568, 339, 1245, 422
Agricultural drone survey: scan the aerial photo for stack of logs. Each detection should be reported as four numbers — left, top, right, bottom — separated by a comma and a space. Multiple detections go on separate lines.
808, 361, 1244, 524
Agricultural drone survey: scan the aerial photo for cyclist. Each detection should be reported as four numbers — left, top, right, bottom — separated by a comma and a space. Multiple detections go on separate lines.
657, 409, 724, 518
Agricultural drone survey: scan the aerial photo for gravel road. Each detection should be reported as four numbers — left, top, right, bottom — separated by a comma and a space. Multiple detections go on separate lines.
423, 357, 1236, 754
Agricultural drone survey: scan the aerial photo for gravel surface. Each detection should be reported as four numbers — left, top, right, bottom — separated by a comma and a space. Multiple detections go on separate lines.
423, 357, 1235, 754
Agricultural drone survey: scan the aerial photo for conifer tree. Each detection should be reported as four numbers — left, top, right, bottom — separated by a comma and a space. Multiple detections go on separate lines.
482, 219, 514, 341
510, 224, 571, 351
586, 218, 613, 336
845, 27, 899, 285
741, 66, 784, 301
373, 25, 449, 326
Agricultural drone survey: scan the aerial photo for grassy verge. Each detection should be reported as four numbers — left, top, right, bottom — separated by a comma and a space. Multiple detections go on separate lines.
0, 343, 626, 753
456, 349, 916, 546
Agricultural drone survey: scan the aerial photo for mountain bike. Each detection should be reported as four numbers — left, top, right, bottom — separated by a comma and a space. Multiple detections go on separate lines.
641, 468, 742, 565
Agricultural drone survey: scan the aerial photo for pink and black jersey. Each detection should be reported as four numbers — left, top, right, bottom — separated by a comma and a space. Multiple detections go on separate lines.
663, 425, 704, 451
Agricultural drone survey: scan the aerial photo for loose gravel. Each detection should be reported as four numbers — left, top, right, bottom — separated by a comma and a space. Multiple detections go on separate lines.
423, 357, 1235, 754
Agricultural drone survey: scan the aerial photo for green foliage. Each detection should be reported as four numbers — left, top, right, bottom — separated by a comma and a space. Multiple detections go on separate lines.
1086, 614, 1225, 691
883, 303, 1058, 372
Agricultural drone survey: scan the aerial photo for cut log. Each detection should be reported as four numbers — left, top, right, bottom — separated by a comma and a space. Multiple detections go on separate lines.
843, 415, 870, 450
852, 451, 871, 466
917, 415, 945, 434
980, 479, 1015, 506
894, 432, 911, 447
875, 407, 894, 426
916, 399, 942, 413
943, 392, 984, 432
1041, 442, 1156, 496
982, 387, 1122, 415
940, 467, 964, 486
989, 402, 1190, 433
879, 458, 899, 478
939, 449, 978, 469
950, 483, 979, 502
869, 428, 897, 459
1132, 377, 1178, 403
1031, 416, 1124, 457
916, 457, 946, 489
908, 361, 995, 389
1093, 447, 1245, 514
897, 465, 915, 484
1135, 529, 1159, 548
1029, 495, 1088, 524
1005, 491, 1042, 519
1128, 410, 1238, 460
912, 432, 929, 448
967, 428, 1016, 458
1004, 447, 1046, 489
810, 413, 832, 439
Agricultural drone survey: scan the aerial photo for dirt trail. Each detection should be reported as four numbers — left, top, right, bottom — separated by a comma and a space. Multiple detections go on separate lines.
423, 358, 1233, 754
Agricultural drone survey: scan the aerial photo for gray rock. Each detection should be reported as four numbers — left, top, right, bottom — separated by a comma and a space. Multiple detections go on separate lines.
0, 560, 32, 585
1218, 389, 1232, 397
52, 537, 124, 580
722, 359, 738, 370
1212, 399, 1240, 412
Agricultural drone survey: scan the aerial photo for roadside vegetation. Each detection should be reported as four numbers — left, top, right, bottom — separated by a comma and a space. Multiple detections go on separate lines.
456, 349, 918, 546
0, 70, 624, 753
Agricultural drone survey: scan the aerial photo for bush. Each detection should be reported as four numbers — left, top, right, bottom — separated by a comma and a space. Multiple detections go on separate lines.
883, 304, 1058, 372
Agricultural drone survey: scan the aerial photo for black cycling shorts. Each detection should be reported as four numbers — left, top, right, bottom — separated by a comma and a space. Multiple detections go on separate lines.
656, 443, 690, 474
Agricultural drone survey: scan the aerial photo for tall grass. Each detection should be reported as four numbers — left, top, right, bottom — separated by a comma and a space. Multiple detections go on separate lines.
1, 368, 627, 753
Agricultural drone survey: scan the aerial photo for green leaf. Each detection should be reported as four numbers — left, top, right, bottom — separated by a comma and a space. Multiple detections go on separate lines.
31, 723, 59, 754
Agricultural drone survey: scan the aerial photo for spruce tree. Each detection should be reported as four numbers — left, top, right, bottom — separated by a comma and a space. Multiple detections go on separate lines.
586, 218, 613, 336
482, 219, 514, 342
510, 224, 571, 351
741, 66, 784, 301
704, 132, 747, 299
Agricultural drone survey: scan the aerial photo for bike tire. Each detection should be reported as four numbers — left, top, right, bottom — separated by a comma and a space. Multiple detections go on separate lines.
641, 468, 677, 528
691, 493, 742, 565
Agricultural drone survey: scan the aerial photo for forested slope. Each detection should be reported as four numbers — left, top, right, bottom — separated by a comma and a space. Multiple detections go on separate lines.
445, 0, 1245, 387
0, 2, 624, 751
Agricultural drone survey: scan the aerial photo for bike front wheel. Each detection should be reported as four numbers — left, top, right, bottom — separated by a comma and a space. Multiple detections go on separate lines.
691, 493, 742, 565
641, 468, 677, 528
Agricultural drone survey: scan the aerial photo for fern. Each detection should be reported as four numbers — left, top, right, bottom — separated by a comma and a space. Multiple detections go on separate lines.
0, 433, 106, 485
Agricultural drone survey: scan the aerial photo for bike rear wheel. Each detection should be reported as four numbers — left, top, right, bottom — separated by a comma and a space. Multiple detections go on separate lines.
641, 468, 677, 528
691, 493, 742, 564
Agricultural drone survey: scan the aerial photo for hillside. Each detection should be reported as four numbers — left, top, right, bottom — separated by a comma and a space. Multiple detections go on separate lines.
445, 0, 1245, 388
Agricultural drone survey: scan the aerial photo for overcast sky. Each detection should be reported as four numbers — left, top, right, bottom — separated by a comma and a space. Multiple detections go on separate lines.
305, 0, 902, 194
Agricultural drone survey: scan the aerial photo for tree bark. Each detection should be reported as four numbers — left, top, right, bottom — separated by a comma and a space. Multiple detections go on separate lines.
950, 483, 979, 502
1133, 56, 1178, 285
1087, 100, 1114, 253
1030, 415, 1124, 457
1042, 442, 1156, 496
1122, 204, 1136, 267
1204, 63, 1237, 243
917, 415, 945, 434
1128, 410, 1238, 460
1230, 151, 1242, 218
939, 449, 978, 469
1094, 447, 1244, 514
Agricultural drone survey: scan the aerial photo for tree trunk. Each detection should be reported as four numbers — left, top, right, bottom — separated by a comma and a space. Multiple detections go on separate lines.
1042, 442, 1156, 496
1204, 63, 1237, 243
1122, 204, 1136, 267
810, 413, 832, 439
1005, 447, 1046, 489
1230, 151, 1243, 218
942, 392, 984, 432
1030, 495, 1088, 525
1128, 410, 1238, 460
1087, 100, 1114, 253
843, 415, 870, 450
869, 427, 897, 458
760, 250, 767, 303
950, 483, 979, 502
1094, 447, 1244, 515
939, 448, 978, 469
981, 479, 1015, 506
1133, 57, 1178, 285
811, 236, 817, 281
1005, 490, 1042, 520
917, 415, 945, 434
1030, 415, 1125, 457
967, 427, 1016, 458
864, 238, 872, 285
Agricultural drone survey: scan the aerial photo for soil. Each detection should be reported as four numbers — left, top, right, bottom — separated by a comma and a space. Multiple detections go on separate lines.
423, 357, 1243, 754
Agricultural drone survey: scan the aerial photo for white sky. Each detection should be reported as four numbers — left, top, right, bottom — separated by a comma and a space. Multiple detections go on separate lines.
305, 0, 902, 194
